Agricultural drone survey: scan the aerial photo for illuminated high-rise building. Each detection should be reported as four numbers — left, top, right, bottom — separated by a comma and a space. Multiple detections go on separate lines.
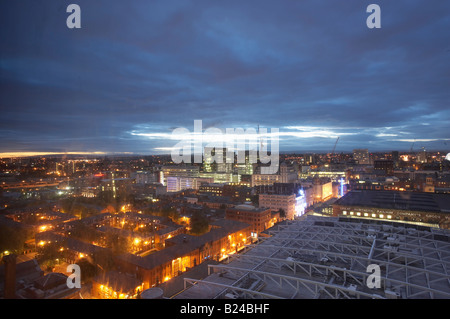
203, 147, 233, 173
161, 165, 199, 186
418, 148, 427, 163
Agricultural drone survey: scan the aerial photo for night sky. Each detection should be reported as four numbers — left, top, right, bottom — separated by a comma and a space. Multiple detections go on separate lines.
1, 1, 449, 156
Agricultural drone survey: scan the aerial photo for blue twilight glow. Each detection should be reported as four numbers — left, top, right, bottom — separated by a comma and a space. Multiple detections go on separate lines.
0, 1, 449, 154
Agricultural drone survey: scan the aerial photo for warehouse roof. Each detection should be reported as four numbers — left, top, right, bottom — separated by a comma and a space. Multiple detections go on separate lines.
175, 215, 450, 299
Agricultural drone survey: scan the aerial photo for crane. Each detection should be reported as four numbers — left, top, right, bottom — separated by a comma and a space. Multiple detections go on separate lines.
331, 137, 340, 154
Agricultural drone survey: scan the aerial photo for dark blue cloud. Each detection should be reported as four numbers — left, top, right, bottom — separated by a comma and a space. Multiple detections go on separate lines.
1, 0, 449, 154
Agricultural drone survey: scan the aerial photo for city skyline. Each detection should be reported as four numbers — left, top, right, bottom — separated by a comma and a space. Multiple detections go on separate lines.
1, 1, 450, 155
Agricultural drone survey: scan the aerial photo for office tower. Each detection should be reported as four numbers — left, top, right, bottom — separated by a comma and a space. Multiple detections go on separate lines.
418, 148, 427, 164
203, 147, 233, 173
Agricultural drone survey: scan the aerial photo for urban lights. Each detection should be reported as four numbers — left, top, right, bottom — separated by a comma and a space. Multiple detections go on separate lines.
169, 120, 279, 175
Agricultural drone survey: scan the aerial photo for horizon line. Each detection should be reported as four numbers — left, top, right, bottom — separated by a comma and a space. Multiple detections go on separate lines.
1, 149, 449, 159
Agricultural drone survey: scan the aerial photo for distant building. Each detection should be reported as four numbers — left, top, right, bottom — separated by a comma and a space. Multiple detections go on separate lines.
255, 182, 302, 195
353, 149, 370, 165
203, 147, 233, 173
226, 204, 274, 233
198, 183, 224, 197
132, 182, 167, 200
392, 151, 400, 167
435, 175, 450, 194
333, 190, 450, 229
374, 160, 394, 176
92, 271, 144, 299
198, 183, 253, 202
235, 152, 255, 175
251, 162, 297, 187
279, 162, 298, 183
166, 176, 213, 192
259, 193, 303, 220
418, 149, 427, 164
222, 184, 253, 202
135, 170, 157, 184
423, 175, 435, 193
256, 183, 313, 214
251, 173, 280, 187
161, 165, 200, 186
312, 177, 333, 203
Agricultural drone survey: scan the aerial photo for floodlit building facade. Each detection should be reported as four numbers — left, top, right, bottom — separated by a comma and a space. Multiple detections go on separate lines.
259, 193, 298, 220
251, 173, 281, 187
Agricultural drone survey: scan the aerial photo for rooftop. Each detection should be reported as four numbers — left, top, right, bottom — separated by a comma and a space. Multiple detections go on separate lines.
334, 190, 450, 213
174, 215, 450, 299
116, 219, 251, 270
228, 204, 269, 212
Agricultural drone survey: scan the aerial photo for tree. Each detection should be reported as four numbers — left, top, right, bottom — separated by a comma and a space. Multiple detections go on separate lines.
77, 258, 97, 282
0, 225, 28, 255
68, 221, 99, 242
161, 206, 180, 222
101, 205, 117, 214
278, 208, 286, 219
189, 210, 209, 235
38, 240, 66, 271
92, 249, 115, 271
106, 233, 129, 255
251, 195, 259, 206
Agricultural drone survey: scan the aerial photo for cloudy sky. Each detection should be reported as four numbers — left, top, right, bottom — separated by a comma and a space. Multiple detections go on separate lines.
1, 0, 449, 156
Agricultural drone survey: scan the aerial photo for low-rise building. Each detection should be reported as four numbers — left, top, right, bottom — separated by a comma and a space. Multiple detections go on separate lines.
92, 271, 144, 299
226, 204, 274, 233
333, 190, 450, 229
113, 219, 252, 289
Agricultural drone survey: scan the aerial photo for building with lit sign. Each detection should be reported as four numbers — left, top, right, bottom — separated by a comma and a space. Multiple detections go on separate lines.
333, 190, 450, 229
